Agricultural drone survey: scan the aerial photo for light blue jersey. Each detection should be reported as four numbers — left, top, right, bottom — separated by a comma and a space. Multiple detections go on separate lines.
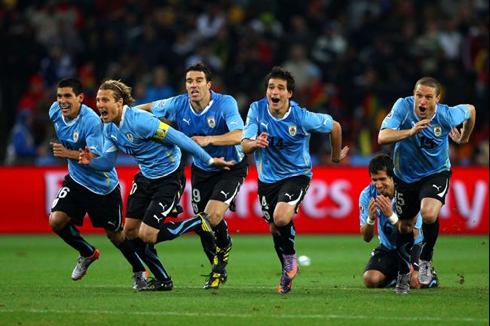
381, 96, 471, 183
49, 102, 118, 195
243, 98, 334, 183
359, 183, 423, 250
151, 91, 245, 171
89, 106, 213, 179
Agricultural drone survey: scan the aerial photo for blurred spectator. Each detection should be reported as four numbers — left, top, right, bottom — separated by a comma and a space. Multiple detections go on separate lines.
142, 66, 175, 103
282, 44, 320, 90
17, 74, 47, 114
0, 0, 487, 166
5, 110, 43, 165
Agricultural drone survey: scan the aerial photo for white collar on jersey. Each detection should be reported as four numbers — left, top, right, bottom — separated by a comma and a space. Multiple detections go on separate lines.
189, 98, 215, 116
61, 105, 82, 125
117, 105, 129, 129
267, 103, 292, 120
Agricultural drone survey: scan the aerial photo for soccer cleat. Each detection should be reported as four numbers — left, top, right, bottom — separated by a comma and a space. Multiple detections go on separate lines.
132, 270, 148, 290
427, 268, 439, 288
139, 277, 173, 291
196, 212, 213, 234
283, 253, 299, 280
277, 274, 293, 294
220, 270, 228, 284
71, 248, 100, 281
395, 273, 411, 295
418, 260, 433, 285
202, 272, 225, 290
212, 239, 232, 273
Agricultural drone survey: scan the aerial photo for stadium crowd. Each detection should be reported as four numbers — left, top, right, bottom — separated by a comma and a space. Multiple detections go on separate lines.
1, 0, 488, 166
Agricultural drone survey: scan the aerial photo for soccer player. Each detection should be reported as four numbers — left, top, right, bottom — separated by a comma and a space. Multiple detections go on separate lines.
241, 66, 349, 294
48, 78, 148, 289
78, 80, 234, 291
136, 62, 247, 289
359, 154, 439, 291
378, 77, 476, 294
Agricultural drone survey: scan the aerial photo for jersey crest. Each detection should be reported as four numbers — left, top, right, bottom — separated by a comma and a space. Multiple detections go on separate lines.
288, 124, 297, 136
432, 126, 442, 137
207, 116, 216, 128
73, 131, 79, 142
126, 132, 134, 142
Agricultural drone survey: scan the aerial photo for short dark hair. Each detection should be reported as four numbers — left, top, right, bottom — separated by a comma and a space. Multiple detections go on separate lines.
57, 78, 84, 95
414, 77, 441, 96
264, 66, 295, 93
185, 62, 212, 82
368, 154, 394, 178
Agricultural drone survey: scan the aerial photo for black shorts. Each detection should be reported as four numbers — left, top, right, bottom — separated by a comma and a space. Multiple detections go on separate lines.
190, 159, 248, 214
126, 163, 186, 229
51, 175, 123, 231
393, 170, 452, 220
364, 243, 422, 287
258, 175, 310, 223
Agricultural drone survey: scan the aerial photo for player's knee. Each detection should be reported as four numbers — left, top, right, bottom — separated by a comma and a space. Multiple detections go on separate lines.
124, 225, 139, 240
106, 230, 125, 245
207, 212, 223, 227
420, 209, 438, 224
49, 212, 68, 231
139, 230, 157, 245
273, 215, 290, 227
363, 273, 383, 288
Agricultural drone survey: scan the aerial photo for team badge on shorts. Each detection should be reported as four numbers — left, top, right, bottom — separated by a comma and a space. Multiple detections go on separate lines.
73, 131, 79, 142
433, 126, 442, 137
207, 117, 216, 128
126, 132, 134, 142
288, 124, 297, 136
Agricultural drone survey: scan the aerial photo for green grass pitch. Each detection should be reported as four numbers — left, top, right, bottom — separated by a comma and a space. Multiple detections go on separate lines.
0, 234, 488, 326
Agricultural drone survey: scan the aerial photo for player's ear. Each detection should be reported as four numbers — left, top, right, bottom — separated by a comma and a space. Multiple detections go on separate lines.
435, 94, 441, 103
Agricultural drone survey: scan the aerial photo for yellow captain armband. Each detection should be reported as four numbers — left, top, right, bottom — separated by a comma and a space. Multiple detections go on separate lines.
153, 122, 169, 141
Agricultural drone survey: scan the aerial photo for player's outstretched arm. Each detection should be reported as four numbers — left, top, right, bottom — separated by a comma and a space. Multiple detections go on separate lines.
209, 157, 235, 170
192, 129, 243, 147
78, 145, 118, 171
78, 146, 93, 165
451, 104, 476, 144
134, 102, 154, 112
50, 142, 79, 160
378, 119, 431, 145
330, 121, 349, 163
241, 132, 269, 154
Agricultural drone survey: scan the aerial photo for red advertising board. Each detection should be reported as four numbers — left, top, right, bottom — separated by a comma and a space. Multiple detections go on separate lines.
0, 166, 487, 234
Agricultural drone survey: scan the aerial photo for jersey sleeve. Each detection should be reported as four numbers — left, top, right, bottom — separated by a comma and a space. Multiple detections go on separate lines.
132, 109, 165, 139
359, 187, 371, 227
443, 104, 471, 128
48, 102, 58, 120
242, 104, 259, 140
84, 116, 105, 156
302, 110, 334, 133
380, 98, 406, 130
222, 96, 244, 131
151, 97, 178, 120
89, 130, 119, 171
